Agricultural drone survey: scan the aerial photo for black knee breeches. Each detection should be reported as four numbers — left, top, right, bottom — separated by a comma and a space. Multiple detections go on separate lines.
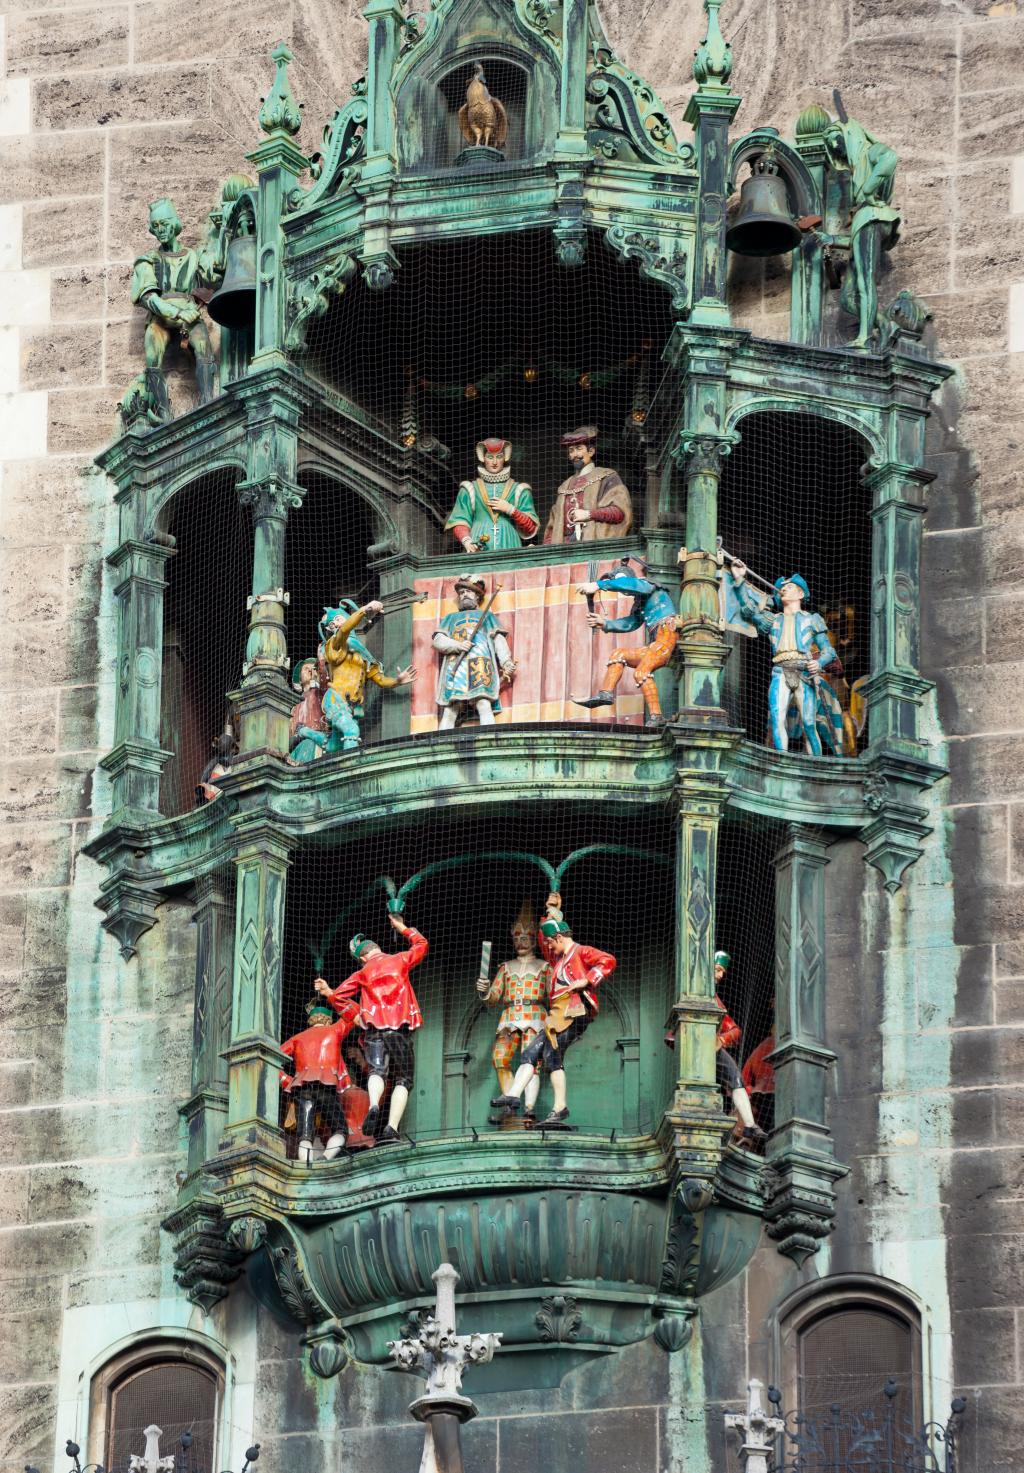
716, 1048, 742, 1092
294, 1081, 346, 1140
362, 1025, 415, 1089
522, 1014, 591, 1073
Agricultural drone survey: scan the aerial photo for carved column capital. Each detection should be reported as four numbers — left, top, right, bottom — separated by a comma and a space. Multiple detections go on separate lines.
673, 431, 739, 475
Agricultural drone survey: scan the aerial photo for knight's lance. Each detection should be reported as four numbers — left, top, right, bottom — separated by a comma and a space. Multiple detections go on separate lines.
451, 583, 502, 674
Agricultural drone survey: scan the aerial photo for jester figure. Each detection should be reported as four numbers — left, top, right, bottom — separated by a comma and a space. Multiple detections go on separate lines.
729, 562, 844, 756
490, 892, 615, 1131
478, 899, 551, 1125
320, 600, 416, 752
573, 556, 680, 727
433, 574, 516, 728
280, 996, 361, 1164
315, 912, 427, 1144
445, 437, 540, 553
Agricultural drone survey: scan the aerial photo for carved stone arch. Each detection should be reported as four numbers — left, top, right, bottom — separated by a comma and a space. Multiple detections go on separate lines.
771, 1273, 926, 1424
149, 458, 247, 539
725, 397, 883, 463
728, 130, 821, 218
293, 457, 401, 550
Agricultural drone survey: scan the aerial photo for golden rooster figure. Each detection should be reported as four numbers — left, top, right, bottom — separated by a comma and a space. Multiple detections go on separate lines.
458, 64, 509, 150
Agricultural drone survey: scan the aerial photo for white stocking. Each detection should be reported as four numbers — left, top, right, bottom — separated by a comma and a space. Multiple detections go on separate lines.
731, 1087, 755, 1130
388, 1084, 410, 1130
524, 1071, 541, 1111
508, 1061, 536, 1098
550, 1068, 568, 1113
476, 699, 496, 725
439, 706, 457, 730
368, 1074, 385, 1109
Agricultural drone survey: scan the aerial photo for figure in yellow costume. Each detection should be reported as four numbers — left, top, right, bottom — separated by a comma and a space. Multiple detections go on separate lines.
319, 600, 416, 752
478, 900, 551, 1124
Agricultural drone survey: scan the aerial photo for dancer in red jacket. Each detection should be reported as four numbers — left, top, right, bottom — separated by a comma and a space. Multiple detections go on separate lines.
280, 998, 360, 1164
490, 891, 615, 1130
316, 912, 428, 1144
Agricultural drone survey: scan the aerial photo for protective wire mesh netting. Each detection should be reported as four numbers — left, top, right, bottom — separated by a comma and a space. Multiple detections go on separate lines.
718, 411, 872, 752
106, 1362, 218, 1473
155, 213, 859, 1150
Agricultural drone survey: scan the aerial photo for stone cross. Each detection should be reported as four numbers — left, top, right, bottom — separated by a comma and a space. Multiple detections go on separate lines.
128, 1426, 177, 1473
388, 1263, 502, 1473
724, 1380, 786, 1473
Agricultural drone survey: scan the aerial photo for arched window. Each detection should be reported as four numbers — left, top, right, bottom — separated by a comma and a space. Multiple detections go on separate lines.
777, 1278, 923, 1426
89, 1342, 223, 1473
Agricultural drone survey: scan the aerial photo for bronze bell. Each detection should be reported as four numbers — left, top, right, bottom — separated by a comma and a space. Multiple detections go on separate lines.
726, 153, 802, 258
207, 234, 257, 328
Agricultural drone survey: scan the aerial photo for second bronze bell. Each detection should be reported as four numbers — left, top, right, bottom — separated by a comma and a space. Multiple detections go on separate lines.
208, 234, 257, 328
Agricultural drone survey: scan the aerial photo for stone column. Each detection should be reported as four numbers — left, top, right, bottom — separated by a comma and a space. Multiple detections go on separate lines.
675, 432, 736, 718
765, 824, 844, 1264
360, 0, 403, 285
222, 828, 292, 1156
684, 0, 741, 327
863, 461, 932, 746
662, 765, 734, 1185
232, 378, 305, 758
102, 534, 177, 816
556, 0, 589, 157
247, 44, 306, 369
791, 123, 828, 345
182, 871, 235, 1174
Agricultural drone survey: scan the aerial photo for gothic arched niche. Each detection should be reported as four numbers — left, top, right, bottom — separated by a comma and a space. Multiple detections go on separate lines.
394, 0, 558, 172
159, 470, 252, 817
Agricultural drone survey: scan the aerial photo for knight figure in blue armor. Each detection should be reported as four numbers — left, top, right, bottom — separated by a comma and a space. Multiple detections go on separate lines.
729, 560, 844, 756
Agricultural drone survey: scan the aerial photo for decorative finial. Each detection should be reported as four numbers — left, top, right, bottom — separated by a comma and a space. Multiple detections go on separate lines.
692, 0, 732, 87
259, 41, 303, 137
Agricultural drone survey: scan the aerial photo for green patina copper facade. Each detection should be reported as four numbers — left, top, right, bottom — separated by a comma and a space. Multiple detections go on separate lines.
88, 0, 952, 1424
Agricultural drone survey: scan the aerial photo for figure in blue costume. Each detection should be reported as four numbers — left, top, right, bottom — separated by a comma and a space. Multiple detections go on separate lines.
432, 574, 516, 729
729, 561, 844, 756
572, 557, 679, 727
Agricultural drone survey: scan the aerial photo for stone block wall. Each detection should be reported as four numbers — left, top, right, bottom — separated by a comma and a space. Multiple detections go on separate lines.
2, 2, 1023, 1470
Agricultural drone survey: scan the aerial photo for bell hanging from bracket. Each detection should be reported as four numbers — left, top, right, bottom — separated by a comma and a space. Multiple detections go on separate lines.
207, 234, 257, 329
726, 150, 802, 258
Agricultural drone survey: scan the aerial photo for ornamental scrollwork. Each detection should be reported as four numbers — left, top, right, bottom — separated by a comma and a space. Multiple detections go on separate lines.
605, 225, 690, 314
674, 432, 740, 475
270, 1243, 324, 1325
225, 1215, 268, 1255
586, 48, 692, 168
285, 252, 357, 354
299, 80, 368, 210
535, 1294, 583, 1343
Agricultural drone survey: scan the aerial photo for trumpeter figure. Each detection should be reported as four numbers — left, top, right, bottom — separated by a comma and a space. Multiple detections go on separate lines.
729, 561, 844, 756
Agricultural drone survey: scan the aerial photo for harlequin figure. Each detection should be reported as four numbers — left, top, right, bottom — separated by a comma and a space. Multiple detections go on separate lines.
316, 913, 427, 1144
490, 892, 615, 1130
433, 575, 516, 728
288, 658, 328, 765
445, 438, 539, 553
280, 997, 360, 1164
573, 557, 680, 727
729, 563, 844, 756
130, 197, 223, 420
543, 426, 634, 545
478, 899, 551, 1124
320, 600, 416, 752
